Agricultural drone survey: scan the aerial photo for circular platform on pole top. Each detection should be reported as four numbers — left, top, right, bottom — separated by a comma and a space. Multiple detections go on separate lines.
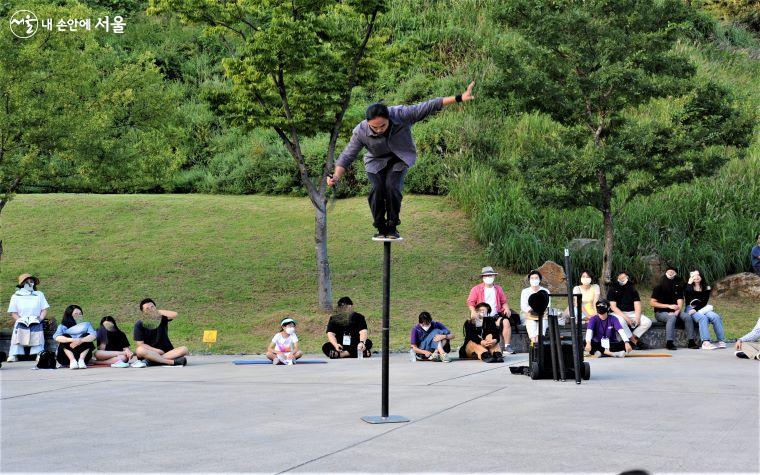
371, 236, 404, 242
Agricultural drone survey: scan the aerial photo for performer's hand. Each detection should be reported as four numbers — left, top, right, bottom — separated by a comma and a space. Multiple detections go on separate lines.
735, 340, 742, 350
584, 343, 591, 353
327, 175, 338, 187
625, 342, 632, 353
423, 351, 432, 358
334, 343, 343, 351
461, 81, 476, 101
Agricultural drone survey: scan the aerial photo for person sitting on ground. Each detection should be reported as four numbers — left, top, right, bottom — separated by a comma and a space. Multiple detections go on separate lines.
735, 316, 760, 360
53, 305, 97, 369
322, 296, 373, 358
563, 269, 600, 322
608, 271, 652, 350
460, 302, 504, 363
267, 317, 303, 365
651, 266, 697, 350
684, 270, 726, 350
6, 274, 50, 362
466, 266, 518, 354
751, 232, 760, 275
585, 299, 633, 358
133, 298, 188, 366
410, 311, 453, 362
520, 270, 552, 343
93, 316, 144, 368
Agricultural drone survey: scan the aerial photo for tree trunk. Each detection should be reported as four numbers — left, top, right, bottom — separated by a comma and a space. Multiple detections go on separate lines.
600, 207, 613, 296
314, 204, 333, 311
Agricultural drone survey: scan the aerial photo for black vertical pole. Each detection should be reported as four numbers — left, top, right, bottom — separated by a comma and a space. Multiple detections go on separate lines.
552, 314, 566, 381
381, 241, 390, 417
564, 249, 582, 384
547, 313, 559, 381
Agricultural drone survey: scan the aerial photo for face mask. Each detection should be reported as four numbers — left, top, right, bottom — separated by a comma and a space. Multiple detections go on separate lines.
474, 318, 483, 328
666, 272, 676, 280
420, 324, 431, 332
285, 327, 296, 335
24, 283, 34, 292
103, 321, 116, 332
618, 279, 628, 286
596, 305, 609, 315
529, 278, 540, 287
581, 277, 592, 285
483, 276, 495, 285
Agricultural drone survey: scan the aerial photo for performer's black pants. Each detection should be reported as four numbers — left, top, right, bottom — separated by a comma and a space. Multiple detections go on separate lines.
322, 339, 373, 358
367, 159, 408, 231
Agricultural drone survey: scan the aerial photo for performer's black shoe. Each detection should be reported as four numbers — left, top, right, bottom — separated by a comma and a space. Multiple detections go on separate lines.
386, 225, 400, 239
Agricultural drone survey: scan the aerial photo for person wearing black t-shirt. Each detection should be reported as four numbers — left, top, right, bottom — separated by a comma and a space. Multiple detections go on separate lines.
322, 297, 373, 358
92, 316, 139, 367
134, 298, 188, 366
650, 267, 696, 350
607, 271, 652, 350
459, 302, 503, 363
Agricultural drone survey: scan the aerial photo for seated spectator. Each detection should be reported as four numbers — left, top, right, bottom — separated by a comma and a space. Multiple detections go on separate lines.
651, 267, 697, 350
608, 271, 652, 350
752, 233, 760, 275
93, 316, 144, 368
467, 266, 518, 354
267, 317, 303, 365
53, 305, 97, 369
322, 297, 373, 359
584, 300, 632, 358
6, 274, 50, 362
564, 269, 600, 322
520, 270, 552, 343
735, 317, 760, 360
410, 311, 453, 362
684, 270, 726, 350
133, 298, 188, 366
459, 302, 503, 363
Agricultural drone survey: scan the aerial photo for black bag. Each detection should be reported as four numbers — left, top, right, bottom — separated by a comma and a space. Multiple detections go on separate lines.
0, 351, 5, 369
36, 350, 57, 369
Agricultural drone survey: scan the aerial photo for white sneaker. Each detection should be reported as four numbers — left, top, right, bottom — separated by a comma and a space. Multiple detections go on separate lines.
701, 341, 717, 350
716, 341, 727, 349
77, 360, 87, 369
6, 355, 17, 362
612, 351, 626, 358
111, 361, 130, 368
69, 361, 78, 370
130, 360, 147, 368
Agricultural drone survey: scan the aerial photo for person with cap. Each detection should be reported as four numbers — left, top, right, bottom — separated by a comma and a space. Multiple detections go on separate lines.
734, 316, 760, 360
133, 298, 188, 366
267, 317, 303, 365
651, 266, 697, 350
327, 82, 476, 239
607, 271, 652, 350
6, 273, 50, 362
585, 299, 633, 357
684, 269, 726, 350
467, 266, 517, 354
322, 296, 373, 358
459, 302, 504, 363
409, 311, 454, 362
520, 270, 552, 343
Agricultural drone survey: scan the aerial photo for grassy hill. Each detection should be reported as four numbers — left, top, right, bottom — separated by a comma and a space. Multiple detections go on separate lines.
2, 194, 757, 353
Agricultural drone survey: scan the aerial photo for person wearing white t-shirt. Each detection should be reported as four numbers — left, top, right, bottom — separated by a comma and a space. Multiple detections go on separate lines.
267, 317, 303, 365
7, 274, 50, 362
520, 270, 552, 342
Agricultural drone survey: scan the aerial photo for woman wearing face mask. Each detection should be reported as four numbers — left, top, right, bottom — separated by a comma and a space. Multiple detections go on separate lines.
651, 266, 697, 350
459, 303, 504, 362
267, 318, 303, 365
563, 270, 600, 322
6, 274, 50, 362
520, 270, 552, 343
466, 266, 516, 354
607, 271, 652, 350
410, 311, 453, 362
93, 316, 144, 367
53, 305, 97, 369
684, 270, 726, 350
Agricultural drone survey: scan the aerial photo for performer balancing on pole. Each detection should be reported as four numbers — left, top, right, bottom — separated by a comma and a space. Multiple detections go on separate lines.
327, 82, 476, 239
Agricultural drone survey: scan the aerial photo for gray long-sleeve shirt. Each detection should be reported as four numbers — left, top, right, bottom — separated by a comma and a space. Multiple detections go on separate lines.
335, 97, 444, 174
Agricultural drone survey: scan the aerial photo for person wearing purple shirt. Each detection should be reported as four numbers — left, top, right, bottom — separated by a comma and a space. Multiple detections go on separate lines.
585, 300, 632, 358
410, 312, 453, 362
328, 82, 476, 239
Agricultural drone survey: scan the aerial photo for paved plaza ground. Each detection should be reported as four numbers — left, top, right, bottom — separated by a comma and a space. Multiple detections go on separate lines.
1, 350, 758, 474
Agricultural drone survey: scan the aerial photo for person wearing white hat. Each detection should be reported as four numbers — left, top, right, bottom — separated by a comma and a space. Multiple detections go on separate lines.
466, 266, 517, 354
267, 317, 303, 365
6, 274, 50, 362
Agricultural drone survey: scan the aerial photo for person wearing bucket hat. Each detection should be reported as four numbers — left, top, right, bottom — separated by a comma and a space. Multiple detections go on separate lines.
133, 298, 188, 366
6, 274, 50, 362
459, 302, 504, 363
584, 299, 632, 358
519, 270, 552, 343
267, 317, 303, 365
466, 266, 518, 354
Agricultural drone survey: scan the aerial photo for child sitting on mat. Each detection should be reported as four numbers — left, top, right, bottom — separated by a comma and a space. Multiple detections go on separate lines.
585, 300, 632, 358
267, 317, 303, 365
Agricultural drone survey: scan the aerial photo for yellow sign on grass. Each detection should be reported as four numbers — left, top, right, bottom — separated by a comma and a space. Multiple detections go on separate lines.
203, 330, 218, 344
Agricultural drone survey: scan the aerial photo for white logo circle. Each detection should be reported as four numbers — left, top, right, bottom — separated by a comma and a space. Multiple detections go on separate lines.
10, 10, 39, 39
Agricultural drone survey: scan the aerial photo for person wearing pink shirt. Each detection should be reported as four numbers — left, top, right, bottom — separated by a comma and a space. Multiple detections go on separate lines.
467, 266, 517, 354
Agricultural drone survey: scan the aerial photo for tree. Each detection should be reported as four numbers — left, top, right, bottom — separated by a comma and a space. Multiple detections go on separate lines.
490, 0, 753, 290
150, 0, 387, 310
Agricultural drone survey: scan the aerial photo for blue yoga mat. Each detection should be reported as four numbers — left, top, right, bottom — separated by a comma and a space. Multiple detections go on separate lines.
233, 360, 327, 365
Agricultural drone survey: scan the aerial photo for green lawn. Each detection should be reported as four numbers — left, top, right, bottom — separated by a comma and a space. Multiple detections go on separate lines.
2, 194, 757, 353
